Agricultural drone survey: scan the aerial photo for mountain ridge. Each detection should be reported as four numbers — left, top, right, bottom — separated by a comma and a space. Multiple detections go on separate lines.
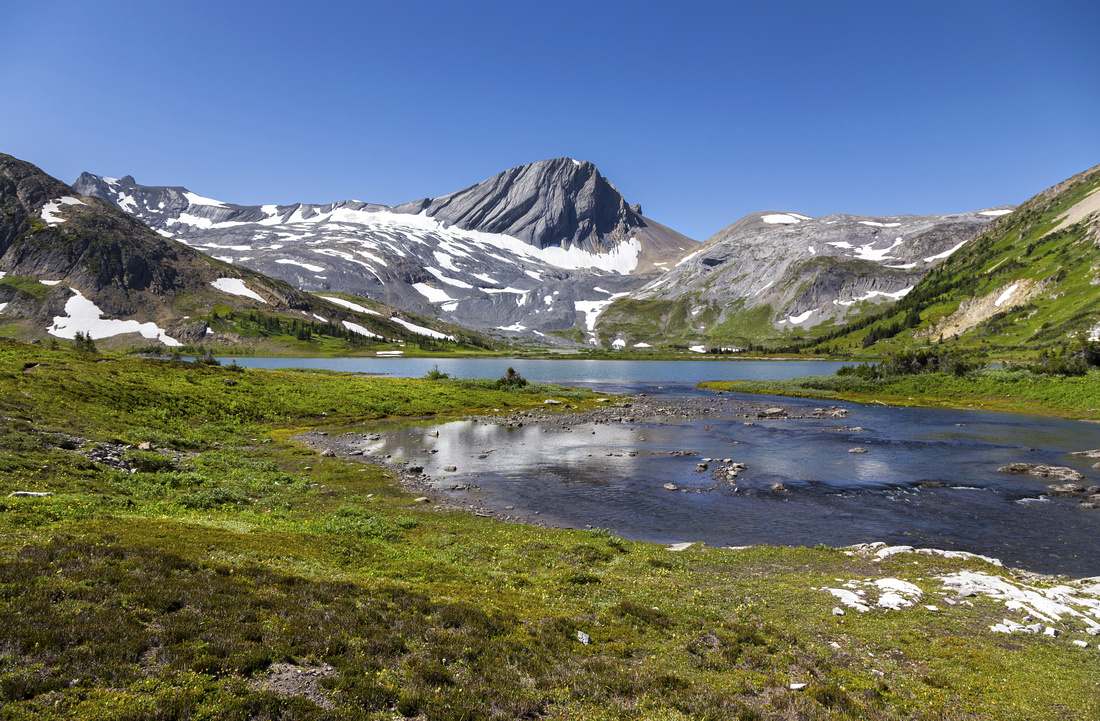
73, 159, 696, 344
1, 154, 482, 351
594, 206, 1011, 349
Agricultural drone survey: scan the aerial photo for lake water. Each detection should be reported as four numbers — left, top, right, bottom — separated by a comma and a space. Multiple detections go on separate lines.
225, 357, 1100, 576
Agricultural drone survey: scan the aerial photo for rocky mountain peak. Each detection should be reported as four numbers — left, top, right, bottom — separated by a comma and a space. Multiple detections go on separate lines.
393, 157, 648, 253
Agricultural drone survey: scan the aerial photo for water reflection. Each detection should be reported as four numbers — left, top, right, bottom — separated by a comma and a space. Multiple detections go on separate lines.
365, 394, 1100, 576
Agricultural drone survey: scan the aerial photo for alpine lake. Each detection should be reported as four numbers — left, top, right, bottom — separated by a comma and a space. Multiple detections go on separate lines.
226, 357, 1100, 577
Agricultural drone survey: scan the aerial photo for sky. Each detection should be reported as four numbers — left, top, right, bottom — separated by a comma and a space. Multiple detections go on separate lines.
3, 0, 1098, 241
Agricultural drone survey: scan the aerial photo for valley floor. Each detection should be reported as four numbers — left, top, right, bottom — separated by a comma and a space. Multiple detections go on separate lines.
1, 341, 1098, 720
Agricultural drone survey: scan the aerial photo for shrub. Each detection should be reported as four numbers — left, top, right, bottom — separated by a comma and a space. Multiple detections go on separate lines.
425, 365, 450, 380
495, 367, 528, 389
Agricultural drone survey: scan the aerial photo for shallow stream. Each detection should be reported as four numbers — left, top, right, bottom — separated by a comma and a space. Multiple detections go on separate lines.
228, 357, 1100, 575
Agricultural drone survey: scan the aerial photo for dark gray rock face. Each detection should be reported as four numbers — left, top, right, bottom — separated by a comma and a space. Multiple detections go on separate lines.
392, 158, 690, 267
74, 160, 696, 343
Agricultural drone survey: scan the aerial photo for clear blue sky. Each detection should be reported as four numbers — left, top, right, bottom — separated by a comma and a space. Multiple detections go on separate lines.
3, 0, 1098, 240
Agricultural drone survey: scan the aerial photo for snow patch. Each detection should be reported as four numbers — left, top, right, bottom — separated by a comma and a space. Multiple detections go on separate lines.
496, 323, 528, 332
40, 196, 85, 224
276, 259, 325, 272
835, 286, 913, 307
751, 280, 774, 298
979, 209, 1013, 217
689, 345, 707, 353
612, 338, 626, 349
183, 191, 229, 208
48, 289, 181, 346
211, 278, 266, 303
575, 293, 629, 331
480, 287, 527, 295
859, 221, 902, 228
994, 284, 1019, 308
390, 317, 454, 341
762, 213, 811, 224
425, 267, 474, 289
924, 239, 971, 263
412, 283, 453, 304
342, 321, 381, 338
785, 310, 814, 324
634, 342, 652, 348
318, 295, 381, 315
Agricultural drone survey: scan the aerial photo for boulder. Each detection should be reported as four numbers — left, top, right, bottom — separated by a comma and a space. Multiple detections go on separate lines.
997, 463, 1084, 482
1047, 483, 1086, 493
849, 447, 868, 454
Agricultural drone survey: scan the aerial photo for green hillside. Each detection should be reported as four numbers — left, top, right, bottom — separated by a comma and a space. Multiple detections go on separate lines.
805, 163, 1100, 359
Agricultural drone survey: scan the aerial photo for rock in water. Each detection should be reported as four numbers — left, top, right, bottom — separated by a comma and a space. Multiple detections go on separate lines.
997, 463, 1084, 482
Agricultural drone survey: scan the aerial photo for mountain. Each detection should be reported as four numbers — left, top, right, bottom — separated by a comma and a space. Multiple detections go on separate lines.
804, 162, 1100, 355
392, 158, 690, 271
0, 153, 480, 351
74, 159, 696, 344
595, 208, 1012, 349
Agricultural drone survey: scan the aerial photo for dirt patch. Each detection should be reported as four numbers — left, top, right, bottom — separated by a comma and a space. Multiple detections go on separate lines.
920, 277, 1043, 339
1043, 186, 1100, 237
249, 662, 338, 709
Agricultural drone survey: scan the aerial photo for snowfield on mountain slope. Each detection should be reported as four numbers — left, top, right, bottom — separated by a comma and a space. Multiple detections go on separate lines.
150, 200, 645, 276
48, 289, 181, 346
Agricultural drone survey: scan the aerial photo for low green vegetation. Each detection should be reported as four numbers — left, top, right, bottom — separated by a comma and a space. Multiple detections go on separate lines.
1, 339, 1098, 719
0, 275, 55, 302
703, 347, 1100, 419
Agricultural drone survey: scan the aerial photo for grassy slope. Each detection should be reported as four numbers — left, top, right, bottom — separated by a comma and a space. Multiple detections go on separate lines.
810, 165, 1100, 358
1, 340, 1098, 720
701, 368, 1100, 420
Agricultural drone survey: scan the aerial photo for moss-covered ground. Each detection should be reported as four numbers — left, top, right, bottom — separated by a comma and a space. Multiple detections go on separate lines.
2, 339, 1098, 719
